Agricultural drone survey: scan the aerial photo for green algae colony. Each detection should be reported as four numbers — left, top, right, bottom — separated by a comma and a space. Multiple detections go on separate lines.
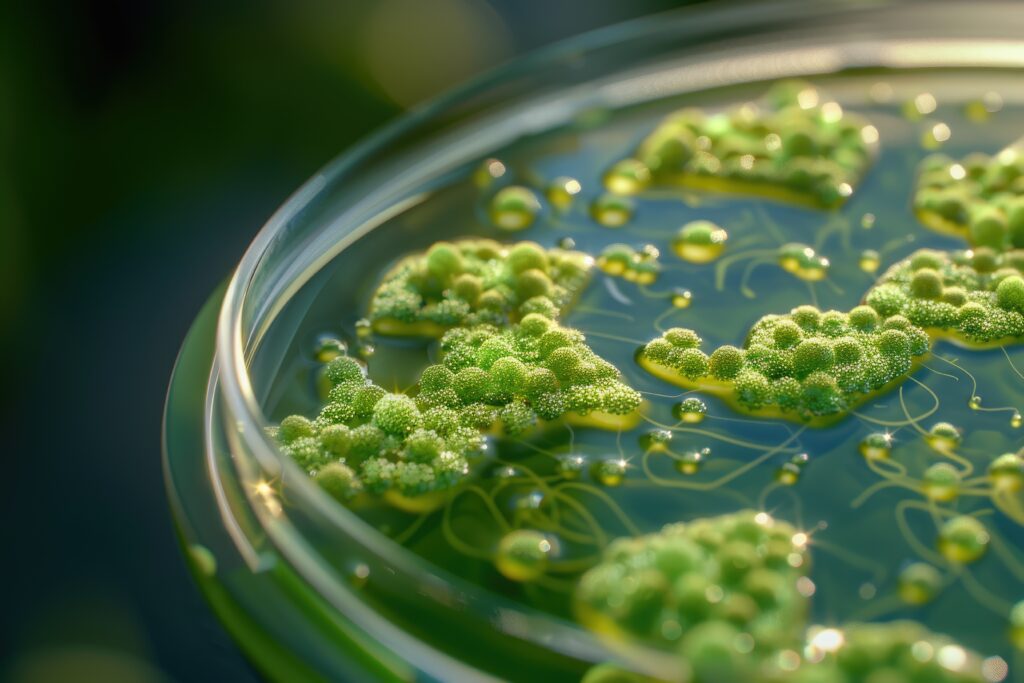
261, 79, 1024, 682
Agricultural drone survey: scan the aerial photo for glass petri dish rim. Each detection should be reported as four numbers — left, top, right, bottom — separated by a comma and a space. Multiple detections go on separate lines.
206, 0, 1024, 674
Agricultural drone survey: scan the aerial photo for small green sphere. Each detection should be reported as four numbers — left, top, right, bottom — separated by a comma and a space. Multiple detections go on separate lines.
972, 246, 1000, 273
675, 397, 708, 423
909, 249, 946, 271
495, 529, 551, 582
556, 454, 586, 479
772, 320, 804, 349
592, 458, 628, 486
425, 242, 465, 280
404, 429, 445, 463
597, 243, 636, 276
969, 206, 1007, 249
506, 241, 549, 274
708, 345, 745, 380
420, 364, 455, 393
996, 275, 1024, 313
877, 329, 911, 359
792, 339, 835, 378
791, 305, 821, 331
371, 394, 421, 436
849, 305, 880, 331
319, 424, 353, 457
664, 327, 702, 349
591, 193, 635, 228
490, 186, 542, 231
909, 268, 944, 300
515, 268, 553, 300
926, 422, 961, 453
938, 515, 989, 564
1010, 600, 1024, 649
316, 462, 360, 501
451, 273, 483, 302
673, 220, 728, 263
673, 348, 710, 380
922, 462, 961, 502
898, 563, 943, 605
604, 158, 652, 195
832, 337, 863, 365
325, 356, 365, 385
859, 432, 892, 460
988, 453, 1024, 490
278, 415, 315, 444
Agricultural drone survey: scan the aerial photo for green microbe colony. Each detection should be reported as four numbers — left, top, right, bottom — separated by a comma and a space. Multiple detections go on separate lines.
613, 80, 879, 208
368, 239, 593, 336
265, 79, 1024, 682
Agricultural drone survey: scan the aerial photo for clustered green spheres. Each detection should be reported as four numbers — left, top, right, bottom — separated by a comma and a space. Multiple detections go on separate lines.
575, 510, 811, 656
597, 243, 661, 284
796, 621, 989, 683
639, 300, 929, 420
578, 520, 990, 682
274, 354, 477, 511
630, 80, 878, 208
866, 246, 1024, 344
278, 257, 643, 510
914, 149, 1024, 250
640, 233, 1024, 421
367, 239, 593, 335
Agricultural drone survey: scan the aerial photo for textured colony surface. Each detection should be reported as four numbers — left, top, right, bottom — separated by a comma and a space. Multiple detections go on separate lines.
914, 149, 1024, 248
575, 511, 810, 653
263, 79, 1024, 682
368, 239, 593, 336
639, 244, 1024, 422
275, 241, 640, 511
617, 81, 879, 208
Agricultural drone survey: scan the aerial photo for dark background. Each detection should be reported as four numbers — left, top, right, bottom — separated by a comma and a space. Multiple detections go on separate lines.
0, 1, 702, 680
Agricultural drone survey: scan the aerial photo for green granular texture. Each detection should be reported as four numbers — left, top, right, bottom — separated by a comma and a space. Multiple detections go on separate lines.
629, 80, 878, 208
797, 621, 988, 683
640, 245, 1024, 421
368, 239, 593, 334
274, 250, 640, 505
574, 510, 810, 654
914, 149, 1024, 251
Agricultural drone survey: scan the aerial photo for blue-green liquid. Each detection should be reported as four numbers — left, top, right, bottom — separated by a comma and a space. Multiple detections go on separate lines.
255, 70, 1024, 668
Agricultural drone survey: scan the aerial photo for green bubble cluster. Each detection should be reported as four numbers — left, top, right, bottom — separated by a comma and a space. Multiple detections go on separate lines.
794, 621, 989, 683
626, 80, 878, 208
577, 517, 990, 683
433, 316, 643, 430
574, 511, 810, 654
639, 302, 929, 422
867, 246, 1024, 345
274, 355, 479, 512
914, 149, 1024, 249
640, 242, 1024, 422
276, 244, 643, 509
368, 239, 593, 336
276, 311, 643, 508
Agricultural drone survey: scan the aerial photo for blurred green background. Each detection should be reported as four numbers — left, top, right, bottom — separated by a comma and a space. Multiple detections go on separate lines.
0, 1, 702, 680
